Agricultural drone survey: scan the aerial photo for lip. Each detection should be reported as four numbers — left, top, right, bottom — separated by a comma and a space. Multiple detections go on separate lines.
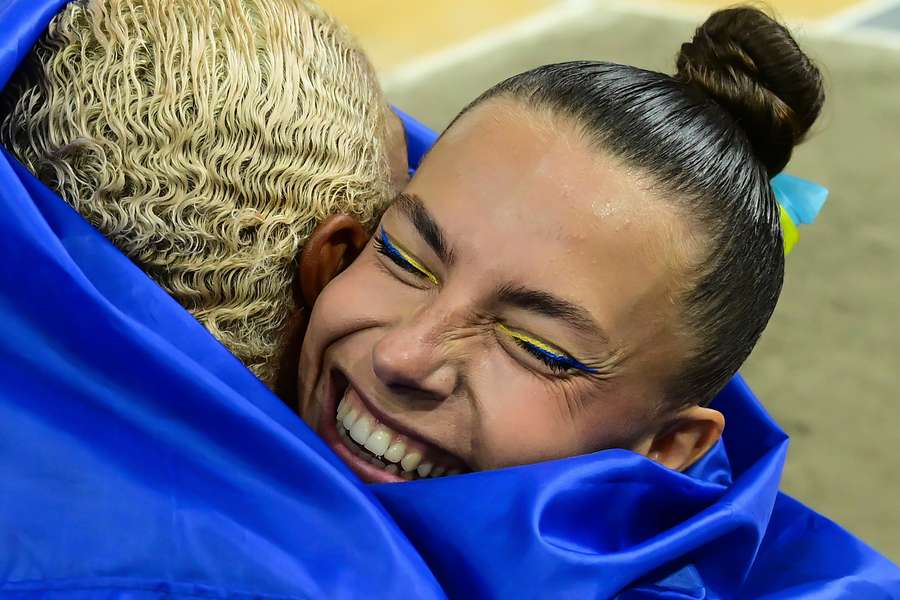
315, 367, 467, 483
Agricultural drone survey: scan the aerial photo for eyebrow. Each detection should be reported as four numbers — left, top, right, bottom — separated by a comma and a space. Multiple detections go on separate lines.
390, 192, 608, 344
497, 283, 609, 344
393, 193, 453, 266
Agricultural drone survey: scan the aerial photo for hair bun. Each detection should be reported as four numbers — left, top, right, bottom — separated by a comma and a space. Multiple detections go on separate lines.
675, 7, 824, 176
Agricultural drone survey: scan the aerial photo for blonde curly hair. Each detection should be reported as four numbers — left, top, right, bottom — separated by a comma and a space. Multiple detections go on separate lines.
0, 0, 393, 386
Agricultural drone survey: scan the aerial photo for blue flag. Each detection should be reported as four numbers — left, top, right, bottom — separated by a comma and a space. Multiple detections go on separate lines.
1, 1, 898, 597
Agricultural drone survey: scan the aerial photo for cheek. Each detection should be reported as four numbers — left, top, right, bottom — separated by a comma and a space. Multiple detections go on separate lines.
308, 268, 367, 341
300, 248, 427, 395
470, 362, 655, 468
303, 251, 404, 350
299, 254, 404, 419
575, 382, 661, 453
469, 360, 588, 468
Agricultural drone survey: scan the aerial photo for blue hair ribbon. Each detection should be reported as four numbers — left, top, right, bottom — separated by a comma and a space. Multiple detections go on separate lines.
771, 173, 829, 254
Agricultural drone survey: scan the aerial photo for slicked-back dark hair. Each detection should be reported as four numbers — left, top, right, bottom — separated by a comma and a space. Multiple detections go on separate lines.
452, 7, 824, 406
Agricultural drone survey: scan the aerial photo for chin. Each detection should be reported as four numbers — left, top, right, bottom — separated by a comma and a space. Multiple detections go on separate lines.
311, 367, 470, 484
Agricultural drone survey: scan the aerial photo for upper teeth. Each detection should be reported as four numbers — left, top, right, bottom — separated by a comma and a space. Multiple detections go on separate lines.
336, 390, 461, 479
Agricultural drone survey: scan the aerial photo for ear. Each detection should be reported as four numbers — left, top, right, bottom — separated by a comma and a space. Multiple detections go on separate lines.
274, 215, 368, 402
298, 214, 369, 308
637, 406, 725, 472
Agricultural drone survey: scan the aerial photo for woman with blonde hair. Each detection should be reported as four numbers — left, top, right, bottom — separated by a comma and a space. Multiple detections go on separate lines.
1, 0, 408, 390
0, 0, 437, 597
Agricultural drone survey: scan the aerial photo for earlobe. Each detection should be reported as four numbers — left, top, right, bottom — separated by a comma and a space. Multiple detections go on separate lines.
298, 215, 368, 308
642, 406, 725, 472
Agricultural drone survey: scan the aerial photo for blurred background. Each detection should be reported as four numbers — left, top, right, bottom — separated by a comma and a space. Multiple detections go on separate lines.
319, 0, 900, 560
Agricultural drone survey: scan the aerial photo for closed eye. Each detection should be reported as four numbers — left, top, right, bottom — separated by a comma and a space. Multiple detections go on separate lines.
374, 227, 439, 285
498, 323, 597, 375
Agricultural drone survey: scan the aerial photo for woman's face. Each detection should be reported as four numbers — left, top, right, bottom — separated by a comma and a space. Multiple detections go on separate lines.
297, 100, 700, 483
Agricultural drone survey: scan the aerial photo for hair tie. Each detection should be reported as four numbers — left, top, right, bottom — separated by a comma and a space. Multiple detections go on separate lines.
771, 173, 828, 254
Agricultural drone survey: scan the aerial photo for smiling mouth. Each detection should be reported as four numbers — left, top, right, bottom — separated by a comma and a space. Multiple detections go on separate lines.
318, 371, 468, 483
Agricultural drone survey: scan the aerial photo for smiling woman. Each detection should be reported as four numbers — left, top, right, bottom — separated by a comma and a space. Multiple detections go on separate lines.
294, 6, 827, 484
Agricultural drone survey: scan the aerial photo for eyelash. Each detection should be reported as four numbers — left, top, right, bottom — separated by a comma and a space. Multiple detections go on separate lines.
515, 339, 579, 374
498, 324, 597, 376
374, 228, 437, 284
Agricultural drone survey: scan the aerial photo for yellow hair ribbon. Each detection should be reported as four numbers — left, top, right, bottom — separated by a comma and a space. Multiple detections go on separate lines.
779, 204, 799, 255
772, 173, 828, 256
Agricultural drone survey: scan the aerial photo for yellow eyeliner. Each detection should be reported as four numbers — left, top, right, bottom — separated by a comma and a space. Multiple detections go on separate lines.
380, 229, 439, 285
497, 323, 597, 374
497, 323, 562, 355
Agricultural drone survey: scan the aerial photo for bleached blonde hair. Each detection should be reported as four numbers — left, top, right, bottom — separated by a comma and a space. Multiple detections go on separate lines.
1, 0, 393, 386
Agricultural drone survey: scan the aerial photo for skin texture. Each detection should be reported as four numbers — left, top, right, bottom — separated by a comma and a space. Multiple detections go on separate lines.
295, 100, 724, 483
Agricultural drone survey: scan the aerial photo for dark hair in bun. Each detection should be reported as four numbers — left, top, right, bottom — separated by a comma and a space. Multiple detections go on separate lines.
453, 7, 824, 407
676, 7, 824, 175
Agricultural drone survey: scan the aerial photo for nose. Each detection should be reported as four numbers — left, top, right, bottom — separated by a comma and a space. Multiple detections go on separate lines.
372, 309, 459, 401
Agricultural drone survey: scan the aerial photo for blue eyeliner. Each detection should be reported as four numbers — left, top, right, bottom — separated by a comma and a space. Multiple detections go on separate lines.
378, 228, 403, 261
520, 341, 598, 374
376, 227, 439, 284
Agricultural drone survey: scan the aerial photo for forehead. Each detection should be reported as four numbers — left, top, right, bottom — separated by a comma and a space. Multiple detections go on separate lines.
418, 100, 675, 241
404, 101, 692, 334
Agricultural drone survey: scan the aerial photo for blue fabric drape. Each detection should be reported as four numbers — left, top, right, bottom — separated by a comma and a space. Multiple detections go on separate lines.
1, 1, 898, 597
